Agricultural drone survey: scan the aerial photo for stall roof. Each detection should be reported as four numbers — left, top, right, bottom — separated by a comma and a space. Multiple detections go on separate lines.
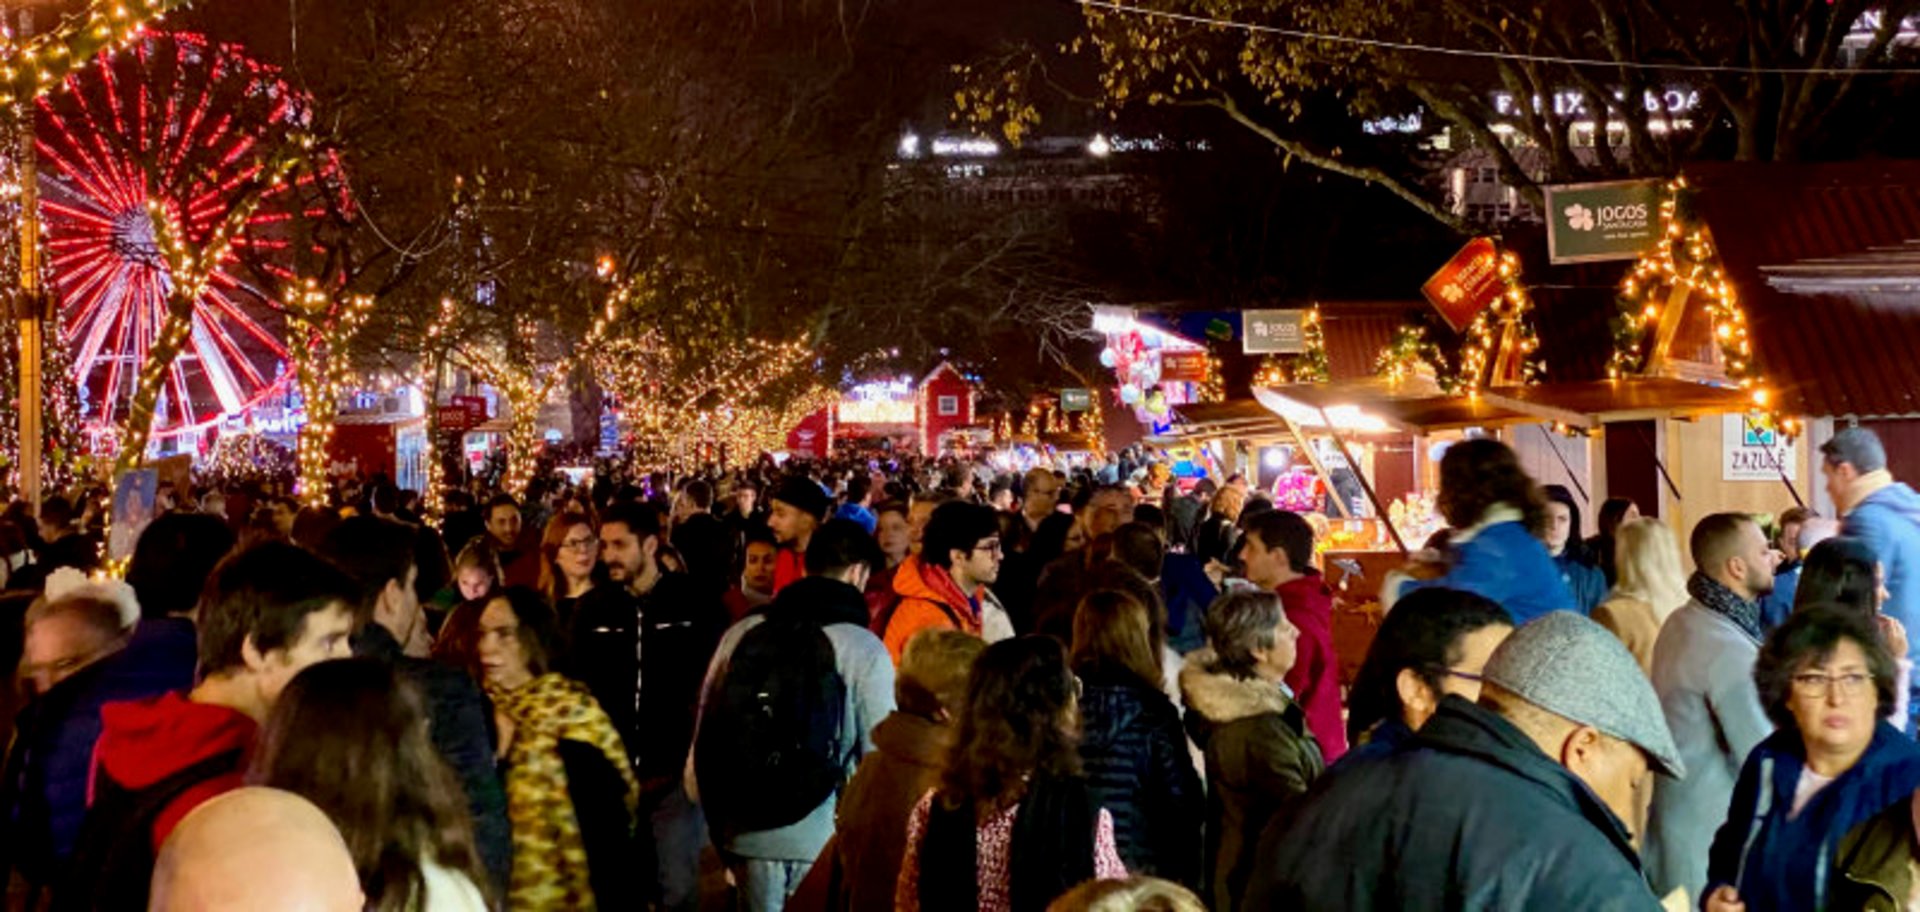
1253, 378, 1536, 435
1475, 379, 1758, 428
1165, 399, 1296, 443
1689, 161, 1920, 418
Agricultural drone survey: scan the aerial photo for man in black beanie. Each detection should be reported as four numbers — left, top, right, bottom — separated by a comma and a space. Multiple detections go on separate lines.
768, 475, 831, 595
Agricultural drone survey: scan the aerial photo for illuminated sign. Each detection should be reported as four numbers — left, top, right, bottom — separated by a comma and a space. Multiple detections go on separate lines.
838, 399, 916, 424
1492, 88, 1699, 119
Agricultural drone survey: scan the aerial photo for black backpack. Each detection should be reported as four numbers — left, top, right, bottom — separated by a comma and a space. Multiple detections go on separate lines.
696, 614, 848, 834
53, 750, 243, 912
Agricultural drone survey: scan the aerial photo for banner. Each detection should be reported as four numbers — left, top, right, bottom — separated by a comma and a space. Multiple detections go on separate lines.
1160, 351, 1210, 383
1421, 237, 1503, 333
1242, 310, 1307, 354
1545, 179, 1664, 264
1723, 414, 1797, 482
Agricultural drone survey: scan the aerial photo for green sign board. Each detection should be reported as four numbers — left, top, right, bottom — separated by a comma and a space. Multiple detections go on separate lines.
1544, 179, 1664, 264
1060, 388, 1093, 412
1242, 310, 1307, 355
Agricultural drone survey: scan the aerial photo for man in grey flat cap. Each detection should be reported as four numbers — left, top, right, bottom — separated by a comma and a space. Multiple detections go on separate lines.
1245, 610, 1683, 911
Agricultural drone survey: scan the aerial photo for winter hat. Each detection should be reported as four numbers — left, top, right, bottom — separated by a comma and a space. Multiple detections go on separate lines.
770, 475, 831, 521
1482, 611, 1685, 778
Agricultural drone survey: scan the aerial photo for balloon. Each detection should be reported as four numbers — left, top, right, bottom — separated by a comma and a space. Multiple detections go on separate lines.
1145, 390, 1169, 416
1120, 384, 1142, 404
1099, 348, 1118, 368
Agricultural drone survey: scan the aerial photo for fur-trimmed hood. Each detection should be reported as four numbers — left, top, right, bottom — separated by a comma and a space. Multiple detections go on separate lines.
1179, 648, 1291, 725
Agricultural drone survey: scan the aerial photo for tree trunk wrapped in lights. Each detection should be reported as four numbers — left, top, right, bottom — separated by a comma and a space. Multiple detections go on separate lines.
0, 0, 193, 105
287, 285, 373, 507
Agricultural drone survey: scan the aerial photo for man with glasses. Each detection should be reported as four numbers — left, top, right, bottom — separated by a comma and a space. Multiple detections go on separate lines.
1645, 513, 1778, 905
1009, 468, 1063, 553
879, 502, 1011, 664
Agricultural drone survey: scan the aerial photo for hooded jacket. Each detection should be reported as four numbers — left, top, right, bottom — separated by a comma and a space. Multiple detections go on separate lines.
793, 710, 954, 912
89, 692, 257, 852
1245, 697, 1665, 912
1179, 650, 1322, 912
691, 575, 895, 862
1077, 668, 1204, 887
1276, 572, 1347, 763
881, 556, 983, 664
1834, 789, 1920, 911
1845, 481, 1920, 673
1706, 722, 1920, 912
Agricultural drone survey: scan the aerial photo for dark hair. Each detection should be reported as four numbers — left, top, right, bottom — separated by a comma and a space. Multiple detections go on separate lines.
682, 479, 714, 511
316, 516, 418, 624
1204, 590, 1285, 679
1754, 602, 1897, 730
805, 519, 884, 577
1243, 510, 1315, 574
1109, 521, 1165, 580
1542, 485, 1584, 545
1597, 498, 1637, 538
940, 636, 1081, 809
1071, 589, 1162, 691
38, 495, 75, 529
846, 475, 872, 505
922, 501, 1000, 570
248, 658, 489, 912
290, 506, 342, 551
368, 481, 402, 517
1796, 536, 1880, 619
484, 494, 521, 519
126, 513, 236, 620
488, 587, 561, 677
743, 525, 778, 551
1028, 512, 1077, 566
1690, 512, 1757, 571
599, 502, 661, 540
1347, 588, 1513, 740
1131, 503, 1166, 531
197, 543, 358, 675
1436, 439, 1547, 536
875, 499, 910, 522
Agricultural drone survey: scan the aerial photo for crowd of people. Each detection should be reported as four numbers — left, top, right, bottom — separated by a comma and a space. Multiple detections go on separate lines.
0, 425, 1915, 910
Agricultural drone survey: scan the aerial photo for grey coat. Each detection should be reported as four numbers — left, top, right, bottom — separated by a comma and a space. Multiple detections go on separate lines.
1643, 600, 1773, 903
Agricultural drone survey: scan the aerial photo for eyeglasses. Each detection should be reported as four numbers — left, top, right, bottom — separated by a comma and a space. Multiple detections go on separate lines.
973, 540, 1004, 555
1440, 669, 1486, 684
561, 536, 598, 553
1791, 672, 1872, 697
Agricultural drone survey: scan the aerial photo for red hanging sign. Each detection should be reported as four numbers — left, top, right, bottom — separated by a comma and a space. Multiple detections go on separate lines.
1421, 237, 1503, 333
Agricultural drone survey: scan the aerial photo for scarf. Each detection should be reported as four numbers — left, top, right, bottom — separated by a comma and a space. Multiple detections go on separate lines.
1688, 571, 1764, 644
1842, 469, 1897, 515
488, 673, 638, 911
918, 776, 1096, 912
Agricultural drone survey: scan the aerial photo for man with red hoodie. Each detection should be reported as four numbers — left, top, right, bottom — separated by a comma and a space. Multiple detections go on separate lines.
1239, 510, 1346, 763
62, 542, 357, 906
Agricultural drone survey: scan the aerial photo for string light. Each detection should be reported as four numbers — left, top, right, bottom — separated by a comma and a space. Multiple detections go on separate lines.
0, 0, 191, 106
286, 282, 372, 507
1253, 306, 1329, 386
1375, 324, 1448, 386
1609, 179, 1797, 436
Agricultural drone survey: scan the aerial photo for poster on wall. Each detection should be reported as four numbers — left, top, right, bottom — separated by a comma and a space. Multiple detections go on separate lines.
1723, 414, 1797, 482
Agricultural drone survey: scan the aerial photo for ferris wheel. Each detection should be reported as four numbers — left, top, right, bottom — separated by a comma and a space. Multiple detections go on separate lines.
35, 32, 329, 440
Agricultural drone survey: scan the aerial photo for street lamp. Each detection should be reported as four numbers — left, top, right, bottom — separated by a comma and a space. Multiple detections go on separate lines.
9, 0, 56, 511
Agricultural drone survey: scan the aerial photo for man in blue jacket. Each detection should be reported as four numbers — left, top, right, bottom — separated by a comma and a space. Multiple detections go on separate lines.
1824, 427, 1920, 726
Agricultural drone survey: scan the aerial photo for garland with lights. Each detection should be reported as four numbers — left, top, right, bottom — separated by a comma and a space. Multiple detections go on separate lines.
1453, 248, 1544, 392
113, 146, 307, 476
286, 283, 372, 507
1253, 307, 1329, 386
1609, 178, 1790, 432
1374, 323, 1449, 386
0, 0, 192, 106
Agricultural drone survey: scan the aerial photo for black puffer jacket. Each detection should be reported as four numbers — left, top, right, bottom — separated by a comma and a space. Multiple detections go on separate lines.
1076, 667, 1204, 888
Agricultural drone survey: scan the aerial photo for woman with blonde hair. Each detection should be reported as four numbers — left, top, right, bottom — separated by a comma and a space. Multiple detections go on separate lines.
1592, 518, 1690, 673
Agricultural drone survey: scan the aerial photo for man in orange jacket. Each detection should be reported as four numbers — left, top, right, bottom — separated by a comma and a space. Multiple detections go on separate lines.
880, 502, 1003, 664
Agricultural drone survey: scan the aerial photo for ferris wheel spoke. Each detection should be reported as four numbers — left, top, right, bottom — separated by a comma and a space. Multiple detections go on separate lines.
60, 259, 123, 335
204, 285, 288, 357
188, 313, 247, 416
169, 358, 195, 430
67, 87, 147, 212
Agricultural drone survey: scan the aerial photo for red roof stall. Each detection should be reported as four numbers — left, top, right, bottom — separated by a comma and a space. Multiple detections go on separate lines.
785, 407, 833, 459
919, 363, 977, 454
328, 413, 430, 493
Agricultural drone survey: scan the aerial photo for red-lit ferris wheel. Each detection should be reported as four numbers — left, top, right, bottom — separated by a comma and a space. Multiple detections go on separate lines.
35, 32, 334, 441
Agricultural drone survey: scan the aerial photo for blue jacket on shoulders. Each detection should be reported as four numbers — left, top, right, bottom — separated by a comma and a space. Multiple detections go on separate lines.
1845, 482, 1920, 663
1404, 520, 1577, 625
1706, 722, 1920, 912
1553, 551, 1606, 615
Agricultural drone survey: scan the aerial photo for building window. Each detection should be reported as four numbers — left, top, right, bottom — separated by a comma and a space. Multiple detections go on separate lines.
937, 395, 960, 417
1477, 167, 1497, 184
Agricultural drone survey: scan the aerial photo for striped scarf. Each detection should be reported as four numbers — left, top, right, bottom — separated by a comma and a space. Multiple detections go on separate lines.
489, 673, 637, 910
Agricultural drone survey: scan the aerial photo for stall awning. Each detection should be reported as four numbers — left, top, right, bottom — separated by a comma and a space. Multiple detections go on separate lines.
1165, 399, 1297, 443
1475, 379, 1759, 428
1253, 378, 1537, 435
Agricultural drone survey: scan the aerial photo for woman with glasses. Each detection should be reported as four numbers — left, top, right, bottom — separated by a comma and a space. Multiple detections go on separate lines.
1703, 604, 1920, 912
1179, 590, 1323, 912
894, 636, 1127, 912
537, 512, 600, 628
1340, 587, 1513, 769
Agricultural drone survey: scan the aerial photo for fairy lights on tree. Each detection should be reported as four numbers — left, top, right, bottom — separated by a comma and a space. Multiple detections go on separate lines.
0, 0, 192, 106
286, 282, 372, 506
1253, 307, 1329, 386
593, 331, 834, 471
